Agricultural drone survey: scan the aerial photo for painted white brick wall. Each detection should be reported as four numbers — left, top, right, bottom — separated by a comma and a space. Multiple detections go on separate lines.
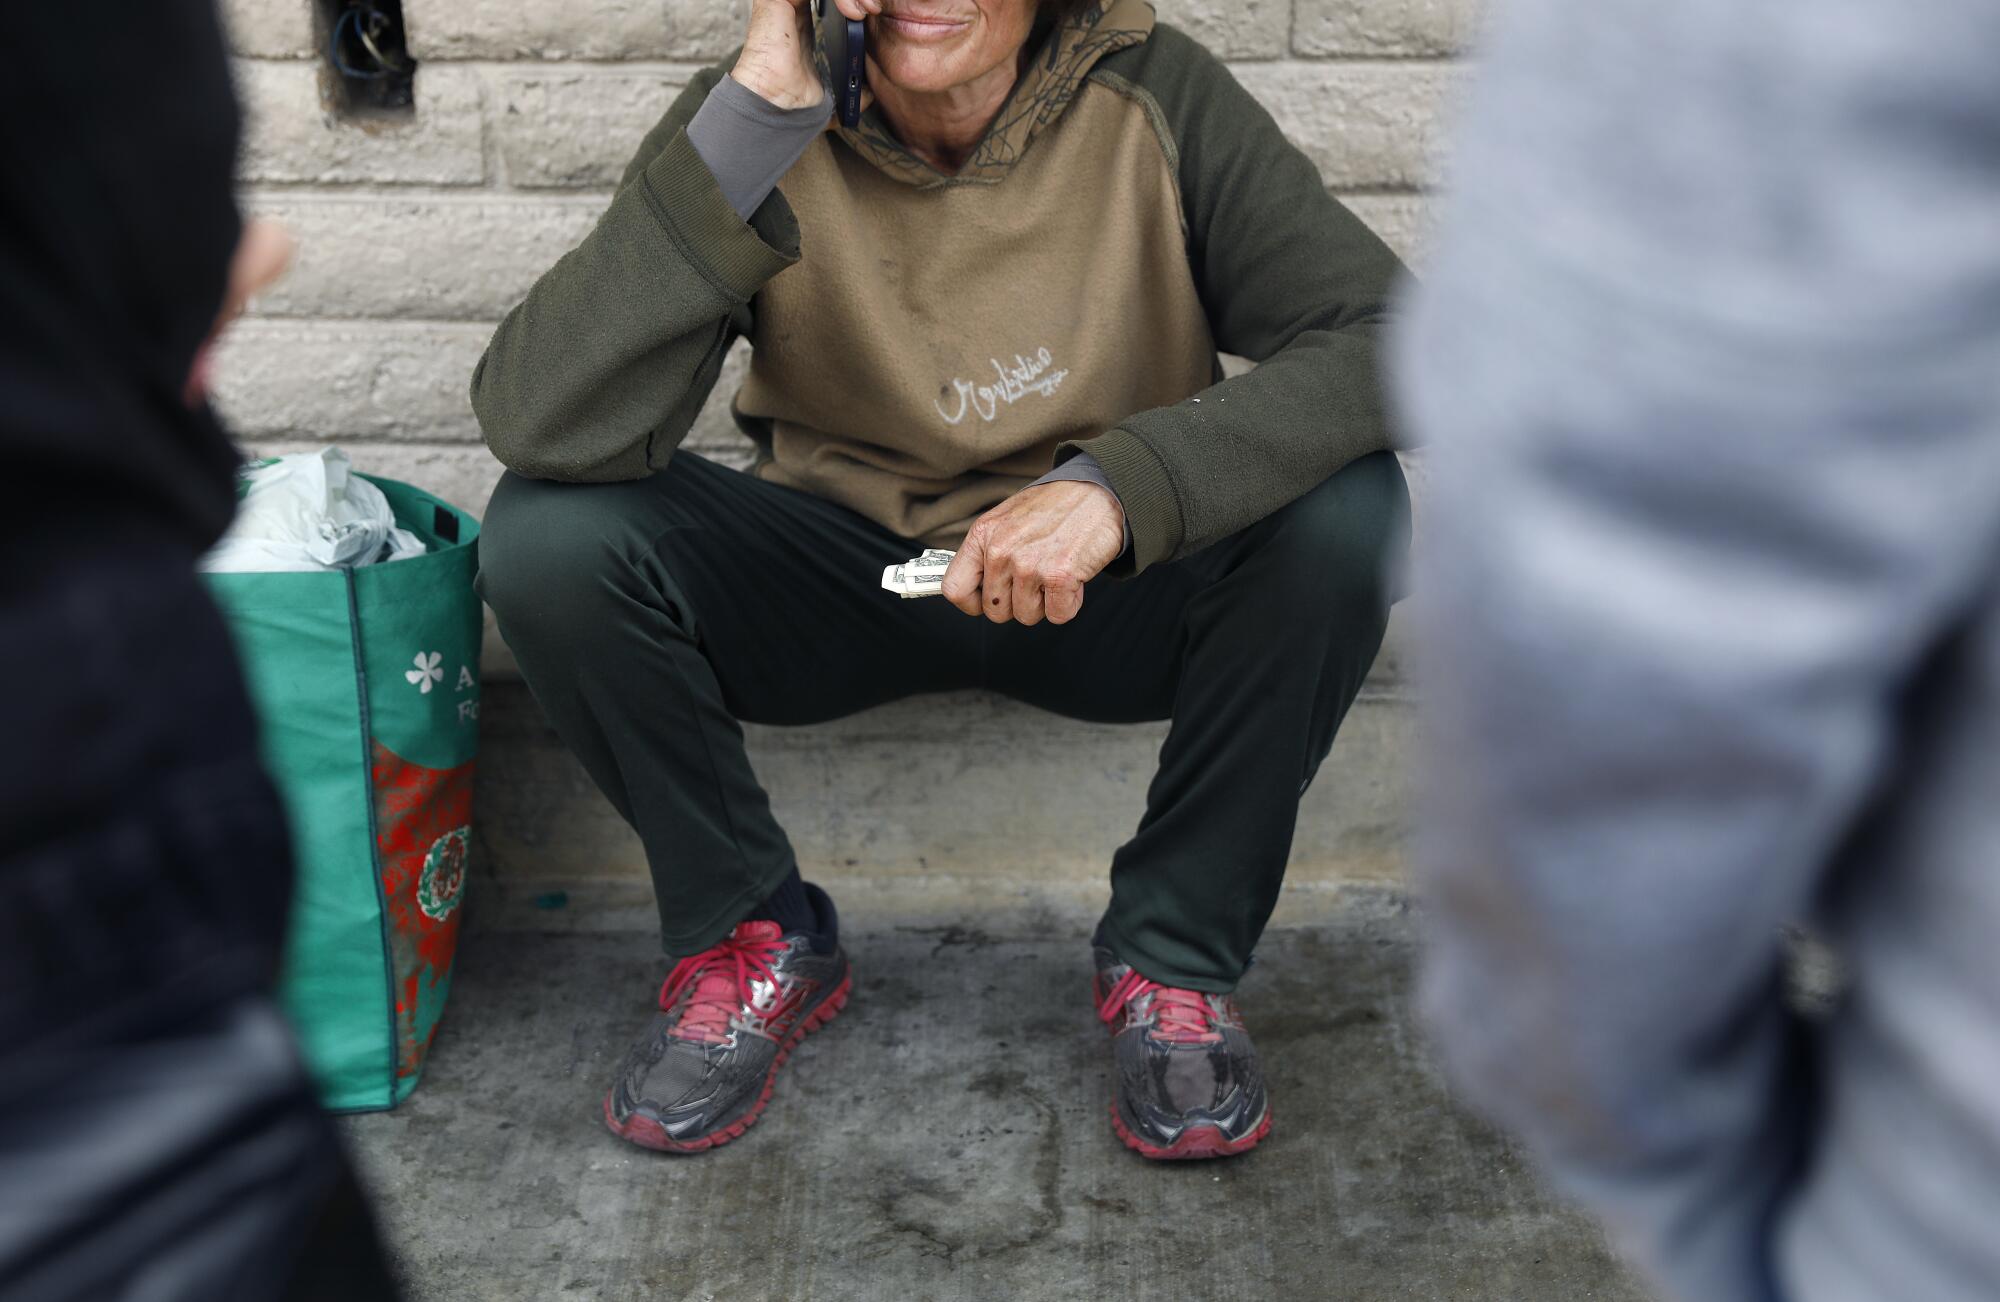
215, 0, 1463, 563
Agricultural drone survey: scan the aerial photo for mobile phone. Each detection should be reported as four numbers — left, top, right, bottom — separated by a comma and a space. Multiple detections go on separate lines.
815, 0, 867, 129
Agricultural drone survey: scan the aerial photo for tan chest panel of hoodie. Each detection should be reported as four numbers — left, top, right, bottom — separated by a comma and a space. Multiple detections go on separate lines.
735, 81, 1215, 548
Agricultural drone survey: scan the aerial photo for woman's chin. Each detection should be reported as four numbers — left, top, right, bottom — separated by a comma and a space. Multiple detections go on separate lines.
871, 47, 979, 97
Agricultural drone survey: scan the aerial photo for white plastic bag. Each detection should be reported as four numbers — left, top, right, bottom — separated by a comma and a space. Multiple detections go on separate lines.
200, 447, 428, 574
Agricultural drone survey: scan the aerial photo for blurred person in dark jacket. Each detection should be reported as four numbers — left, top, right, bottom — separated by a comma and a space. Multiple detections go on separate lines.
0, 2, 397, 1298
1396, 0, 2000, 1299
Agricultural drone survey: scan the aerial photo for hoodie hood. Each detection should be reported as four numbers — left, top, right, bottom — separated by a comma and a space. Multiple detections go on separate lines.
833, 0, 1156, 187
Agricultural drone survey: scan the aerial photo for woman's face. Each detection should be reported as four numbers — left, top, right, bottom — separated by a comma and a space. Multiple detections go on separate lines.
869, 1, 1041, 98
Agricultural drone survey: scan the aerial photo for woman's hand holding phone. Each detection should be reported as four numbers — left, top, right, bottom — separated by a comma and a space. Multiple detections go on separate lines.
734, 0, 874, 112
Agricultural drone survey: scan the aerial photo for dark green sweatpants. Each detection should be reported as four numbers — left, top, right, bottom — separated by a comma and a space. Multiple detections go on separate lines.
477, 451, 1408, 991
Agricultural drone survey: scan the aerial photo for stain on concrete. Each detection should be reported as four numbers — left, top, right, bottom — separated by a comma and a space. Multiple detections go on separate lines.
897, 923, 1001, 959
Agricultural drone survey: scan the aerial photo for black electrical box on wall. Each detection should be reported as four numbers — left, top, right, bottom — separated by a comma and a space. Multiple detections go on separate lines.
318, 0, 417, 118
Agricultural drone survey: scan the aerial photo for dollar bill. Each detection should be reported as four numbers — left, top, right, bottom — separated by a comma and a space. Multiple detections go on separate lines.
881, 548, 956, 599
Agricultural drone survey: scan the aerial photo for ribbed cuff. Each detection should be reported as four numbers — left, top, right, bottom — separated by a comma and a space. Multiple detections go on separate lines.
1055, 429, 1183, 575
639, 128, 801, 301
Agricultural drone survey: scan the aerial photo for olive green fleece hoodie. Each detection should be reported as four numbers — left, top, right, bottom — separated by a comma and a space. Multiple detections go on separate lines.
470, 0, 1405, 574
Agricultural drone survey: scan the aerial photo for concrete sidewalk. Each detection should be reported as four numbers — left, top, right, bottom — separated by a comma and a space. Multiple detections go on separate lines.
340, 892, 1645, 1301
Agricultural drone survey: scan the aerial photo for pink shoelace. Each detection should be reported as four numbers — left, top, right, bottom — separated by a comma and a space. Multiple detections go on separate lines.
1097, 968, 1222, 1044
660, 922, 790, 1045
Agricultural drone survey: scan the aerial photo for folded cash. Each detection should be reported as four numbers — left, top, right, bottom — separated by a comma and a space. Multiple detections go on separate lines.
881, 548, 956, 599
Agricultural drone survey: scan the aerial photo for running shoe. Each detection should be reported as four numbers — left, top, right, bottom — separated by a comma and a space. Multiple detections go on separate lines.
1093, 945, 1271, 1159
604, 886, 850, 1153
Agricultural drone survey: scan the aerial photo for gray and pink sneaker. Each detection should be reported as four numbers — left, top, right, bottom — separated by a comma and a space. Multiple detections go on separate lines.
604, 887, 851, 1153
1094, 946, 1272, 1160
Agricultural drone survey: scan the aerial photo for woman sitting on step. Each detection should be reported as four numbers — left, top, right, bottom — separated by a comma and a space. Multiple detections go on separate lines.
471, 0, 1411, 1161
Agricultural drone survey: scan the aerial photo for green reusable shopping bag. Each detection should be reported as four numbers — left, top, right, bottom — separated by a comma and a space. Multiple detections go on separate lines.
205, 476, 482, 1112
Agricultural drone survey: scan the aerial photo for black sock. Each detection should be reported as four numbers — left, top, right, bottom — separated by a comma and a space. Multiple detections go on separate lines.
745, 866, 818, 937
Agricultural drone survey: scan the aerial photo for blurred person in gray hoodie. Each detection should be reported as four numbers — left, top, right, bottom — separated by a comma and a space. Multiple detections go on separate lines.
1394, 0, 2000, 1299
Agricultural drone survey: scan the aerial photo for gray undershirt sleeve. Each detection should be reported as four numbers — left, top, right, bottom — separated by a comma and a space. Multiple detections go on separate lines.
685, 74, 831, 222
1030, 453, 1132, 558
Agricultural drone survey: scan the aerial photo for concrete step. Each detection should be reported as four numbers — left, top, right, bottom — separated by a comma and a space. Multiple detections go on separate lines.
468, 618, 1415, 933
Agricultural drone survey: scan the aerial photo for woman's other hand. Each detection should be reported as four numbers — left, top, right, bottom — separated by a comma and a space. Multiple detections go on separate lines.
941, 480, 1126, 626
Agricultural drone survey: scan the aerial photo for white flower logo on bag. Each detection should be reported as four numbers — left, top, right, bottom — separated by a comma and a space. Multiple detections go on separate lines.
406, 651, 444, 694
418, 826, 470, 921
